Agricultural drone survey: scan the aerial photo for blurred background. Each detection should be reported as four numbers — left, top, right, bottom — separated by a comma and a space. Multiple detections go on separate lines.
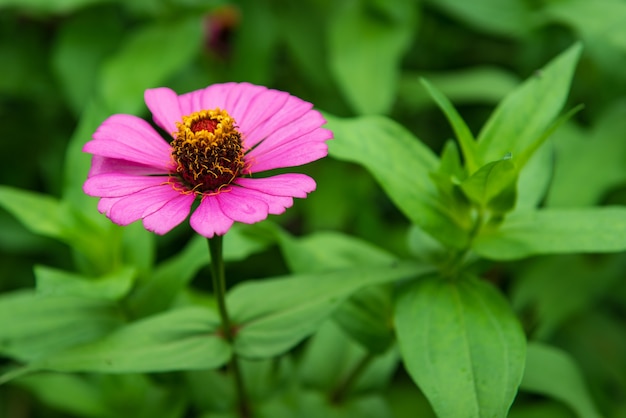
1, 0, 625, 416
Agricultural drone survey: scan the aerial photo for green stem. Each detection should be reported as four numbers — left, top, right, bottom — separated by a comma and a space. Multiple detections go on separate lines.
208, 236, 251, 418
330, 351, 375, 404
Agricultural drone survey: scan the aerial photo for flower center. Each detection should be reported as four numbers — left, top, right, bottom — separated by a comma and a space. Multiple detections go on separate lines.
171, 109, 245, 194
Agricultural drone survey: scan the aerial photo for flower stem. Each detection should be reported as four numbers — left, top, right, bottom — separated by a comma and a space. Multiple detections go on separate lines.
208, 236, 251, 417
330, 351, 375, 404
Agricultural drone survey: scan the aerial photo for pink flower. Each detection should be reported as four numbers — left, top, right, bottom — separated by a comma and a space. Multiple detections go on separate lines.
83, 82, 332, 238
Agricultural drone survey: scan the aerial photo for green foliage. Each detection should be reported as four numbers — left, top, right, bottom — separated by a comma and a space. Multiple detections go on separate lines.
395, 274, 526, 418
2, 0, 625, 417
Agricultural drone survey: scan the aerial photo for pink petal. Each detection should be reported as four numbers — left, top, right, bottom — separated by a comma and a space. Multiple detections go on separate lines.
106, 184, 183, 226
234, 174, 316, 198
87, 156, 167, 177
246, 110, 327, 157
237, 89, 291, 148
216, 188, 270, 224
229, 186, 293, 215
241, 94, 313, 150
84, 174, 170, 198
223, 83, 267, 127
144, 87, 183, 135
84, 114, 172, 170
247, 140, 329, 173
190, 195, 234, 238
142, 192, 195, 235
179, 83, 233, 115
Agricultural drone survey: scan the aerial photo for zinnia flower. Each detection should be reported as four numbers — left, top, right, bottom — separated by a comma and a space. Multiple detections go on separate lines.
83, 82, 332, 237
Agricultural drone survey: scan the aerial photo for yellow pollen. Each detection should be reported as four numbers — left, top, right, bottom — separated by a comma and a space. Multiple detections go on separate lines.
171, 109, 246, 193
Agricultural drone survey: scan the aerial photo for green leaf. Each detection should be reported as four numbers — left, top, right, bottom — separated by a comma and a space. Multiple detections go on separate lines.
0, 185, 113, 272
521, 342, 602, 418
50, 7, 123, 115
327, 114, 469, 248
515, 140, 553, 211
474, 207, 626, 260
228, 262, 432, 358
544, 0, 626, 52
421, 78, 480, 173
99, 16, 203, 114
299, 321, 398, 396
476, 43, 582, 166
14, 373, 111, 418
547, 102, 626, 207
128, 226, 270, 318
398, 67, 519, 110
33, 307, 230, 373
511, 255, 623, 340
395, 274, 526, 418
275, 230, 398, 353
424, 0, 532, 38
35, 265, 135, 301
278, 230, 397, 274
333, 284, 395, 353
328, 0, 415, 115
460, 157, 518, 213
0, 291, 122, 362
0, 0, 109, 14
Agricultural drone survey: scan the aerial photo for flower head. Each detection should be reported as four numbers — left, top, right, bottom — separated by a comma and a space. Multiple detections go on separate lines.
83, 82, 332, 237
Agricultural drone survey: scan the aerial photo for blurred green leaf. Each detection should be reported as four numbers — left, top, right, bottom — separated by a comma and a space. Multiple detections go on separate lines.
474, 207, 626, 260
35, 265, 135, 301
99, 16, 203, 114
521, 342, 602, 418
420, 78, 479, 173
276, 230, 398, 353
33, 307, 230, 373
15, 373, 110, 418
515, 140, 553, 211
395, 274, 526, 418
398, 67, 519, 110
0, 185, 113, 272
51, 7, 123, 115
0, 0, 112, 13
229, 262, 432, 358
333, 284, 395, 354
511, 255, 623, 339
0, 291, 122, 362
460, 157, 517, 213
547, 101, 626, 207
327, 114, 469, 248
299, 321, 398, 396
328, 0, 415, 115
424, 0, 532, 38
544, 0, 626, 51
229, 0, 278, 85
476, 43, 582, 166
279, 230, 397, 274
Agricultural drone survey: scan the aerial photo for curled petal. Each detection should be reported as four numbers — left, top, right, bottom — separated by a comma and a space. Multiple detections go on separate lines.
190, 195, 234, 238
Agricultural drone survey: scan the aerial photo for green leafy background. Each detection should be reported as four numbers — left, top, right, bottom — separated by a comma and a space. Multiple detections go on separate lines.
1, 0, 626, 417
